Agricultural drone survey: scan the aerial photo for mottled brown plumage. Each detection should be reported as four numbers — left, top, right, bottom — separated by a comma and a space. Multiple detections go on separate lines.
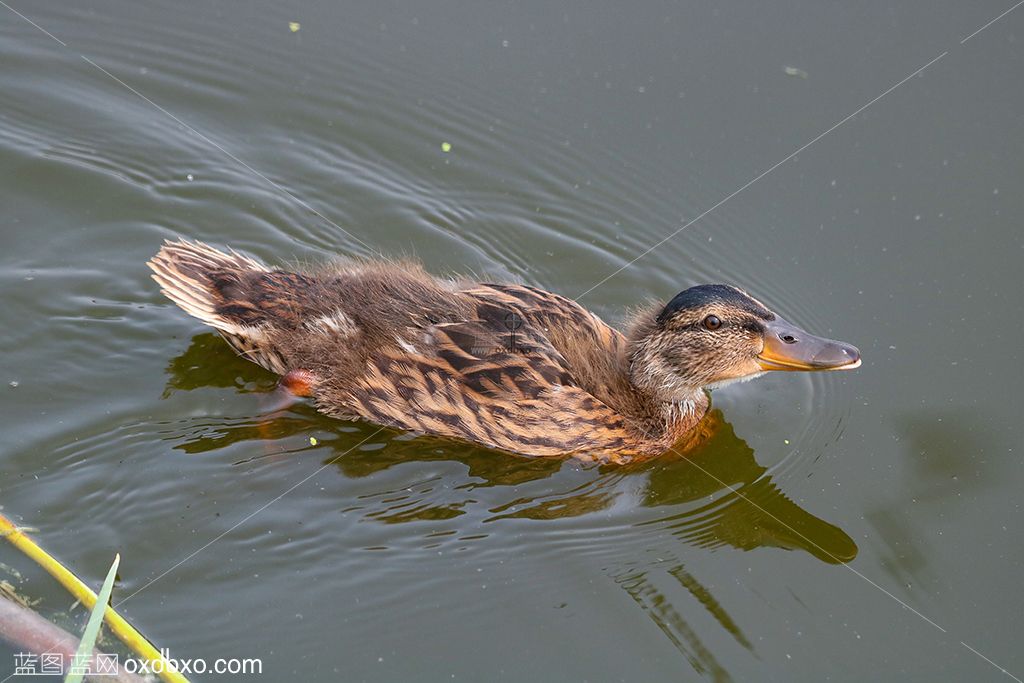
148, 240, 860, 463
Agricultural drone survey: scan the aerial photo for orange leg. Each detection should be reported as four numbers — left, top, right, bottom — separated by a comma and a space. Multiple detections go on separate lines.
256, 369, 319, 441
279, 368, 318, 397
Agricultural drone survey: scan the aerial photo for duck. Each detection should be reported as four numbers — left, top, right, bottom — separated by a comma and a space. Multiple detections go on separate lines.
147, 239, 860, 463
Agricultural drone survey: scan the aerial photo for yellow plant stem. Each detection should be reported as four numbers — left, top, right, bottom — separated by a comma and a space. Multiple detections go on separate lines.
0, 513, 189, 683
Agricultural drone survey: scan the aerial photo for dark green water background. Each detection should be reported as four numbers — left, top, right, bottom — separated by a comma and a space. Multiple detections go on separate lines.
2, 2, 1022, 681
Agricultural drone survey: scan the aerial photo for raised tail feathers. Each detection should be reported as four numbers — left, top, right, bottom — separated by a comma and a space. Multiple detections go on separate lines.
147, 239, 289, 373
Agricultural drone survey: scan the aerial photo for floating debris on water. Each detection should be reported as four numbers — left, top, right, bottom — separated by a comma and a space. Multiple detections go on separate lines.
0, 579, 38, 608
309, 436, 318, 446
8, 381, 17, 388
783, 66, 809, 79
289, 22, 301, 32
186, 173, 194, 181
441, 141, 452, 153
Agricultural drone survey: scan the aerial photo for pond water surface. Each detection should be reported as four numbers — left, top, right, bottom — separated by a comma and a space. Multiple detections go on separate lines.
2, 1, 1023, 681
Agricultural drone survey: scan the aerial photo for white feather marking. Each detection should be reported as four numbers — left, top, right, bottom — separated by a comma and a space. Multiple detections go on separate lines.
662, 396, 701, 425
234, 324, 269, 343
307, 310, 357, 336
703, 372, 766, 392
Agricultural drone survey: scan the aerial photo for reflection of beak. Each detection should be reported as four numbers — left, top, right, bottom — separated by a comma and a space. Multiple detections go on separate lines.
757, 318, 861, 372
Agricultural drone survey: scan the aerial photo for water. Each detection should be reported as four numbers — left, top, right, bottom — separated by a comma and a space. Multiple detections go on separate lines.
1, 1, 1022, 680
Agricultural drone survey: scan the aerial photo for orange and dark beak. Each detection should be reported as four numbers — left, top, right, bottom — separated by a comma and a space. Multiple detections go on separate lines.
757, 318, 861, 372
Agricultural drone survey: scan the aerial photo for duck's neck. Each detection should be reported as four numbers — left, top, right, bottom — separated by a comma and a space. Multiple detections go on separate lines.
626, 370, 709, 440
621, 315, 709, 440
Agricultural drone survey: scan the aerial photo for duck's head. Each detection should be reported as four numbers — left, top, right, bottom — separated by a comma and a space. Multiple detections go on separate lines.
628, 284, 860, 403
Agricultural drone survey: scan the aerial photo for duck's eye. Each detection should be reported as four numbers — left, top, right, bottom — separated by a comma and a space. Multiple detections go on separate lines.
703, 315, 722, 331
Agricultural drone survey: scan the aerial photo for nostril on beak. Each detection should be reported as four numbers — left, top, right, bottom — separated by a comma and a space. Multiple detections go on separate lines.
780, 334, 798, 344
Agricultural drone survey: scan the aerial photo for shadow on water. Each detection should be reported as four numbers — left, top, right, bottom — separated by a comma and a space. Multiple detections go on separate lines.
163, 334, 858, 681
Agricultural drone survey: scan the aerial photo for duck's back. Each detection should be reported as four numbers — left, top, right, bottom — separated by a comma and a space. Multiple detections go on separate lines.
148, 240, 655, 459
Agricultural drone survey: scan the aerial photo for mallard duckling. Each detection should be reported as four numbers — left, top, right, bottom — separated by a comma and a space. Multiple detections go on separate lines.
148, 240, 860, 463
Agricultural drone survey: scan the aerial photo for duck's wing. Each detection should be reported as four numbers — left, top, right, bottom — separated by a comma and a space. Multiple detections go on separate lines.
150, 242, 639, 458
329, 293, 637, 458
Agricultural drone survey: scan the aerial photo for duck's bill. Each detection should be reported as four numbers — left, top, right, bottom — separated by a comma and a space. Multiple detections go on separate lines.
757, 318, 861, 372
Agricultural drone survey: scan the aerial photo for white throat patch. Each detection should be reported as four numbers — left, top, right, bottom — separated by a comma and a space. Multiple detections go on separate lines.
703, 371, 766, 392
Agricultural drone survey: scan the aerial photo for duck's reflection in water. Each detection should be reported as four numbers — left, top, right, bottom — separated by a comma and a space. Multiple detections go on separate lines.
164, 334, 856, 681
635, 411, 857, 564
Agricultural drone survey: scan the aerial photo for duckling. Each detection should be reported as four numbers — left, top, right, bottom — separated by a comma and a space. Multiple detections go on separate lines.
148, 240, 860, 463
